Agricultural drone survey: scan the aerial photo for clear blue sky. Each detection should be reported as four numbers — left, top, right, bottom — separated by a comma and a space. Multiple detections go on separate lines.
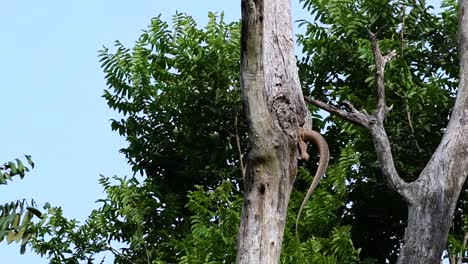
0, 0, 441, 263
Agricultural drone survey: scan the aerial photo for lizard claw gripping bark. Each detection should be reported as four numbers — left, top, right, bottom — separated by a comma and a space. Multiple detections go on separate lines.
295, 128, 330, 239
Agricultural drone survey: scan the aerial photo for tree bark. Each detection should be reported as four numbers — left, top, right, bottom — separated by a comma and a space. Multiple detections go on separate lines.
305, 1, 468, 263
236, 0, 310, 263
397, 2, 468, 262
397, 193, 459, 263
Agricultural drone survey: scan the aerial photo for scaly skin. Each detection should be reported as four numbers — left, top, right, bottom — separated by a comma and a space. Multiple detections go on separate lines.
295, 128, 330, 239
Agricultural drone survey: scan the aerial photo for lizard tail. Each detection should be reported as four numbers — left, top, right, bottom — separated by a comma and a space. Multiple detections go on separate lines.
295, 129, 329, 240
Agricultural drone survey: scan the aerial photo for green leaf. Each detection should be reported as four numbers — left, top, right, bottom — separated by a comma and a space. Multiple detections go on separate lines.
8, 162, 17, 175
25, 155, 34, 169
26, 207, 42, 219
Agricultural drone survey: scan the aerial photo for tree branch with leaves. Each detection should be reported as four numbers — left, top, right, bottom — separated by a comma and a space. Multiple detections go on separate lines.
0, 155, 41, 254
305, 2, 468, 262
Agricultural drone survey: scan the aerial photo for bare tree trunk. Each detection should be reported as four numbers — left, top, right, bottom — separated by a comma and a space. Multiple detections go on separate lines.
397, 2, 468, 262
397, 195, 459, 263
236, 0, 311, 263
305, 1, 468, 263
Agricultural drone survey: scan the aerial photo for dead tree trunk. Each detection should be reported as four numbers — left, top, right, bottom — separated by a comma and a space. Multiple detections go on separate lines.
236, 0, 311, 263
306, 1, 468, 263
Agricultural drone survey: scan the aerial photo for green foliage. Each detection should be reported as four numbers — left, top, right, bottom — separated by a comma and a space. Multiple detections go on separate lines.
23, 1, 462, 262
0, 155, 41, 254
28, 176, 240, 263
0, 201, 37, 249
30, 176, 161, 263
282, 144, 364, 264
448, 166, 468, 262
96, 12, 249, 262
297, 0, 458, 262
99, 11, 243, 182
27, 9, 373, 263
29, 171, 362, 263
98, 12, 245, 249
176, 181, 242, 264
29, 206, 91, 264
37, 141, 360, 264
296, 145, 355, 237
447, 233, 468, 264
96, 11, 364, 263
0, 155, 34, 185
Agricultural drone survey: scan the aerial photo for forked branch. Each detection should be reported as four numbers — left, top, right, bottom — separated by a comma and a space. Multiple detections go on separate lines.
305, 32, 411, 199
368, 31, 397, 122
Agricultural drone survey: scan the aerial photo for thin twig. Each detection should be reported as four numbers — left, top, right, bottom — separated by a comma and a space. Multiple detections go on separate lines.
456, 231, 468, 264
394, 91, 423, 153
400, 6, 406, 58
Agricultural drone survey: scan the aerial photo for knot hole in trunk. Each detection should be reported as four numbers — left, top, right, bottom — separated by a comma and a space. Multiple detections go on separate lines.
258, 183, 266, 195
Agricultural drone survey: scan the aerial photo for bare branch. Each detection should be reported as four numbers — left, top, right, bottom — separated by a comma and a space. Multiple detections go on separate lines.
369, 125, 409, 195
304, 96, 373, 128
368, 31, 397, 121
304, 33, 411, 198
366, 31, 411, 196
305, 95, 409, 195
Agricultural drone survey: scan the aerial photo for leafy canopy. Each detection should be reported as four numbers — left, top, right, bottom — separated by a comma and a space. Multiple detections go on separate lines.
14, 0, 464, 263
26, 12, 362, 264
297, 0, 458, 261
